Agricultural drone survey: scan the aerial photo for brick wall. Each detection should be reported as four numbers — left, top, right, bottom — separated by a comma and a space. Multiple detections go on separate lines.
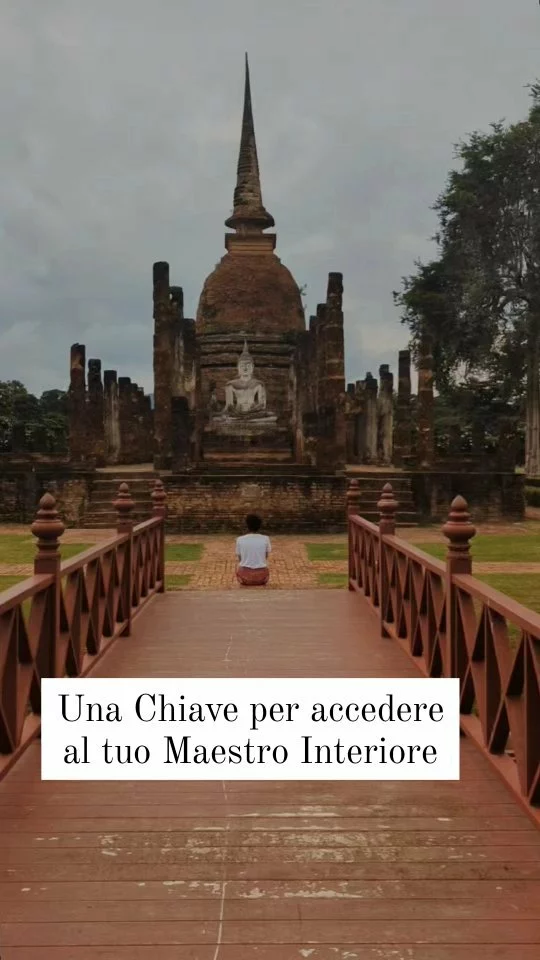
164, 472, 348, 533
0, 459, 94, 526
410, 471, 524, 523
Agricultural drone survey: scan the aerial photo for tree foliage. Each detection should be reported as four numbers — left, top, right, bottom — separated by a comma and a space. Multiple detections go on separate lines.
0, 380, 69, 454
394, 84, 540, 473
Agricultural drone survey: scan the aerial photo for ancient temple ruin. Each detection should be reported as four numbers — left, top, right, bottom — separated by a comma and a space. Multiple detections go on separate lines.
51, 57, 521, 531
69, 56, 353, 474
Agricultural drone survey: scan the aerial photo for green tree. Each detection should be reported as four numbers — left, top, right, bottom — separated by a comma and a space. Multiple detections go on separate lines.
395, 85, 540, 474
433, 86, 540, 475
0, 381, 68, 454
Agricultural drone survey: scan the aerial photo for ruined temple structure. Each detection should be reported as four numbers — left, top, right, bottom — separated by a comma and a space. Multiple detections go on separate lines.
68, 57, 353, 477
68, 344, 153, 466
57, 58, 522, 531
152, 56, 347, 473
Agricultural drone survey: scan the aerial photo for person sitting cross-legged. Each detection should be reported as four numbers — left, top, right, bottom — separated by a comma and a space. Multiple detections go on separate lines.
235, 514, 271, 586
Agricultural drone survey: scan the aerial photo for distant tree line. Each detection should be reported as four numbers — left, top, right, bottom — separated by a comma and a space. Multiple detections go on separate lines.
0, 380, 69, 455
394, 84, 540, 474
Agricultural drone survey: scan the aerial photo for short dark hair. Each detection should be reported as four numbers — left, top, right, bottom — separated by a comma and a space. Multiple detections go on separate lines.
246, 514, 262, 532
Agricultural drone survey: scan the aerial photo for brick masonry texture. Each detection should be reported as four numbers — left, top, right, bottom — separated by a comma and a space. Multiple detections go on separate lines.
164, 473, 348, 533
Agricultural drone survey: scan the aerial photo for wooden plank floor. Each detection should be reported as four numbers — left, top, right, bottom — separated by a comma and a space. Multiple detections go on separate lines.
1, 590, 540, 959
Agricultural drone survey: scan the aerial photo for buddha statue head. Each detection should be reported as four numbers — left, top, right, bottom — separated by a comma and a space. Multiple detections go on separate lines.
237, 341, 254, 383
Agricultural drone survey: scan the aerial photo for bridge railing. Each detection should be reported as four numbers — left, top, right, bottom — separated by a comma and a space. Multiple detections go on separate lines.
0, 478, 167, 776
347, 479, 540, 820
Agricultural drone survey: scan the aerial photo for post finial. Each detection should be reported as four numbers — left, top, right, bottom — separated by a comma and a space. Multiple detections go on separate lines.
442, 495, 476, 573
152, 478, 167, 518
31, 492, 65, 557
113, 481, 135, 532
378, 482, 398, 536
346, 477, 361, 517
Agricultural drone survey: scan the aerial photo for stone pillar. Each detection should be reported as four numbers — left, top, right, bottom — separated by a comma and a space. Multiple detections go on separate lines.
323, 273, 346, 401
417, 332, 435, 468
153, 261, 174, 470
104, 371, 120, 464
315, 302, 326, 411
87, 359, 105, 465
129, 384, 142, 462
118, 377, 132, 463
68, 343, 87, 462
394, 350, 412, 466
354, 380, 366, 463
364, 373, 378, 463
345, 384, 356, 462
377, 364, 394, 465
315, 273, 346, 470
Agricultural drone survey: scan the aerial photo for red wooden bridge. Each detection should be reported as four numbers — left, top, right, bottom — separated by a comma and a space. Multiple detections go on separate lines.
0, 479, 539, 959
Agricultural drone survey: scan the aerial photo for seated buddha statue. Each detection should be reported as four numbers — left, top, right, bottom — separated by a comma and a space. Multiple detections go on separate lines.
214, 342, 276, 422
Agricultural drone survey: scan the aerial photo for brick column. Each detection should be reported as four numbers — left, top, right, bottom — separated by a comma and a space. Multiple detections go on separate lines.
394, 349, 412, 466
377, 364, 394, 465
364, 374, 378, 463
153, 261, 174, 470
87, 359, 105, 465
68, 343, 87, 462
104, 370, 120, 464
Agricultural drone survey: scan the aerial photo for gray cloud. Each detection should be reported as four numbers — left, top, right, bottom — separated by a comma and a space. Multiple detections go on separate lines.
0, 0, 538, 394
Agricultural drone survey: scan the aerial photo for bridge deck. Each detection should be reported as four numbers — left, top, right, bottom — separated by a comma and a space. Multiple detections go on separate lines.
1, 590, 539, 959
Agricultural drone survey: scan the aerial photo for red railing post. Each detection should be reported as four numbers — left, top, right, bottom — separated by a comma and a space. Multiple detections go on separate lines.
114, 481, 135, 636
31, 492, 65, 678
346, 478, 361, 590
152, 478, 167, 593
442, 495, 476, 678
377, 483, 398, 636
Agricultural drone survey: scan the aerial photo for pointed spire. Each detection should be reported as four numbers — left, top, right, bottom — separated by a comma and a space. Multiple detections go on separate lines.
225, 54, 275, 233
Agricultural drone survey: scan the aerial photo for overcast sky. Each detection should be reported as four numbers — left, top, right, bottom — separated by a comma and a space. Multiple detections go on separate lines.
0, 0, 539, 396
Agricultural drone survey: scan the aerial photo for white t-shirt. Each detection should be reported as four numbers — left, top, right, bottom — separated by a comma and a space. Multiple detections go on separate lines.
235, 533, 271, 569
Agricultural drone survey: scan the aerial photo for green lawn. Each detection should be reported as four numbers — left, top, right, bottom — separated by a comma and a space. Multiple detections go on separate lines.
164, 543, 203, 562
166, 574, 192, 590
306, 543, 347, 562
416, 535, 540, 564
318, 572, 348, 588
0, 536, 204, 566
0, 534, 91, 565
0, 574, 26, 591
477, 573, 540, 615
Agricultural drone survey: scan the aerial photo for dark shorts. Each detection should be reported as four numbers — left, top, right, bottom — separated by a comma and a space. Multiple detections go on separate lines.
236, 566, 269, 586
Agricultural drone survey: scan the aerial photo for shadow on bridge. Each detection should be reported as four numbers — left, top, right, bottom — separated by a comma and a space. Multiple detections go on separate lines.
0, 479, 539, 958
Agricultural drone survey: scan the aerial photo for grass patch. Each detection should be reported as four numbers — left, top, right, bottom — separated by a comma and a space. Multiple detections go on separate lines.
0, 575, 32, 618
306, 543, 347, 562
476, 572, 540, 616
416, 535, 540, 564
166, 574, 192, 590
0, 535, 90, 564
0, 574, 27, 591
318, 572, 348, 588
165, 543, 203, 562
